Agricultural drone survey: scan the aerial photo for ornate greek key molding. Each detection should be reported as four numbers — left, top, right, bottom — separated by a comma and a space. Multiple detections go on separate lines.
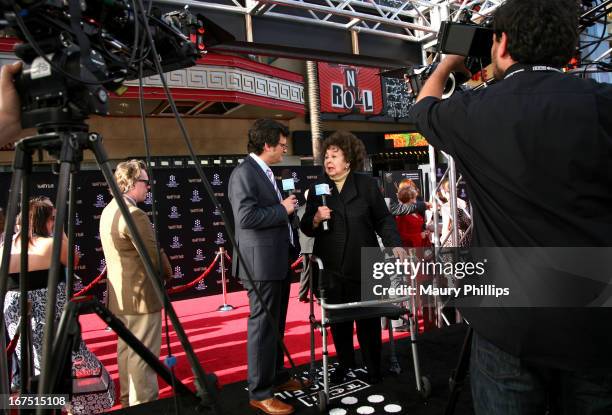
0, 52, 304, 108
125, 65, 304, 105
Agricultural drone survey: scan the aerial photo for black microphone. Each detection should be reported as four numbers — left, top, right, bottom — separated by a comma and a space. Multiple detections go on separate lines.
281, 169, 295, 196
315, 183, 331, 231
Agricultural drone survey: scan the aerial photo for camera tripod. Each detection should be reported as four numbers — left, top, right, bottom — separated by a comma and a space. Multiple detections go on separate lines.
0, 123, 222, 414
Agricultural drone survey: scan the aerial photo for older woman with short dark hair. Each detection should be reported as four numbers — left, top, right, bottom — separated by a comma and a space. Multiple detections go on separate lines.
300, 131, 403, 383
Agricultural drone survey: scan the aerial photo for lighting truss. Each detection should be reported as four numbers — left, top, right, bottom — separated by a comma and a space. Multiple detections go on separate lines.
156, 0, 505, 45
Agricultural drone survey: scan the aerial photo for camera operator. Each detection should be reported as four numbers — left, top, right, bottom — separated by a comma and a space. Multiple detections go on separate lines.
409, 0, 612, 413
0, 62, 22, 147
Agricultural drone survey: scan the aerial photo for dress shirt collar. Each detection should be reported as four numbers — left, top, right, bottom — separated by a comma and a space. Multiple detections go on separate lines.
249, 152, 271, 175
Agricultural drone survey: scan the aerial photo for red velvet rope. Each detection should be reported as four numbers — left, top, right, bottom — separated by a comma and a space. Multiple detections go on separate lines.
166, 254, 220, 294
290, 256, 303, 270
72, 267, 107, 299
224, 252, 303, 270
6, 332, 18, 356
72, 249, 230, 298
7, 253, 225, 356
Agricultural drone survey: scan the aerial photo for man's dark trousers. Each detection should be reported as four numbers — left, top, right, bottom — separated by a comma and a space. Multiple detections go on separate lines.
246, 268, 292, 400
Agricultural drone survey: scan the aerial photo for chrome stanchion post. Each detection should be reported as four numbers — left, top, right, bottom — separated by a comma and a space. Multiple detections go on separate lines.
217, 247, 234, 312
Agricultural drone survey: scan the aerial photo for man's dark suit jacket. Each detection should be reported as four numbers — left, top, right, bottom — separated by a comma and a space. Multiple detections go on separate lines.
228, 155, 297, 282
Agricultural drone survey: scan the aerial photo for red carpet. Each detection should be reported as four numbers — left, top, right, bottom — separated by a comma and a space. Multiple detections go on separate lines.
79, 282, 412, 410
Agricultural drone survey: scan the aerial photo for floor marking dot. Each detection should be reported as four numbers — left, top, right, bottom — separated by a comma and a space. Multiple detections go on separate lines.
340, 396, 358, 405
356, 406, 375, 414
384, 404, 403, 413
367, 394, 385, 403
329, 409, 347, 415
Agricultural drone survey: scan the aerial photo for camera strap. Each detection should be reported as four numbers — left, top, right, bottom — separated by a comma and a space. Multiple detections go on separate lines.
504, 65, 563, 80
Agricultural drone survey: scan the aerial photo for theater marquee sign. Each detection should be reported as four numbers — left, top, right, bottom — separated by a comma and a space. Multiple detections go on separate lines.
317, 62, 383, 115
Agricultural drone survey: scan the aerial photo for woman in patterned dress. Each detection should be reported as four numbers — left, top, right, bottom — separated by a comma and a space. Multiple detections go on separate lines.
0, 196, 114, 413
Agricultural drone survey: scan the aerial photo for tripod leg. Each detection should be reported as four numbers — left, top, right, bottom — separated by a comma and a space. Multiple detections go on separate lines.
88, 135, 221, 413
38, 156, 72, 400
0, 141, 32, 396
445, 326, 473, 415
18, 164, 32, 393
65, 173, 77, 299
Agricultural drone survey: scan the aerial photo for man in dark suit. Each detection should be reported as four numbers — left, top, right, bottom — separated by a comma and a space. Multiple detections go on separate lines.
228, 119, 305, 415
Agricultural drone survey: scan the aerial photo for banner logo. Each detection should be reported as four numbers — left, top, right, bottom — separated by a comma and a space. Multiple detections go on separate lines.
196, 279, 207, 291
214, 232, 226, 245
169, 206, 181, 219
144, 191, 153, 205
94, 194, 107, 208
192, 219, 204, 232
211, 173, 223, 186
194, 249, 205, 262
170, 236, 183, 249
190, 190, 202, 203
173, 266, 184, 279
75, 213, 83, 226
167, 175, 179, 188
98, 259, 106, 273
213, 207, 221, 216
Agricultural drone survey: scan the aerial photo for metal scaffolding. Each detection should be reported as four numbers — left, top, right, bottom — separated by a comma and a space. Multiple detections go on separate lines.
157, 0, 506, 58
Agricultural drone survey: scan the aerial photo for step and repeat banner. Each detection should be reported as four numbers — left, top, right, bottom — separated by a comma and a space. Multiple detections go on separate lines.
0, 165, 323, 303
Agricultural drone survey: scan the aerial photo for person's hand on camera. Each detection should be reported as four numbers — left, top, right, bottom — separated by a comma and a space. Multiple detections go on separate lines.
416, 55, 472, 103
313, 206, 332, 227
0, 62, 22, 147
282, 195, 298, 215
440, 54, 472, 78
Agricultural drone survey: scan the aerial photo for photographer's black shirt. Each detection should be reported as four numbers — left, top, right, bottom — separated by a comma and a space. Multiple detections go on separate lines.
410, 63, 612, 370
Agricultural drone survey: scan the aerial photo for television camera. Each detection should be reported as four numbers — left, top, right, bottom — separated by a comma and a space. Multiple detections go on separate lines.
0, 1, 228, 407
0, 0, 210, 130
387, 17, 494, 102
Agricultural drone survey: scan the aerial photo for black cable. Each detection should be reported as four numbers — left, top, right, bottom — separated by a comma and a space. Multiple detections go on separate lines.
128, 0, 141, 67
97, 1, 154, 70
12, 4, 127, 86
580, 2, 609, 62
578, 33, 612, 49
138, 41, 182, 415
133, 2, 181, 414
134, 0, 306, 396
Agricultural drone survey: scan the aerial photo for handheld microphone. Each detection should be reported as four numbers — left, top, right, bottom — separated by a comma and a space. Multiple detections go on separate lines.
315, 183, 331, 231
281, 169, 295, 196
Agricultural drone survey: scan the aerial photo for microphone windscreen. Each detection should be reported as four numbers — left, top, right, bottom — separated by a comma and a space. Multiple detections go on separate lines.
281, 169, 295, 191
282, 179, 295, 191
315, 183, 331, 196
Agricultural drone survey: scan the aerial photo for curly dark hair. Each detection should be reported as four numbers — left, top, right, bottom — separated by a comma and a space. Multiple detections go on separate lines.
321, 131, 366, 171
247, 119, 290, 155
493, 0, 579, 67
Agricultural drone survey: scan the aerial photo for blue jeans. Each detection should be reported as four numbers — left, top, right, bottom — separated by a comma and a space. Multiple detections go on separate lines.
470, 332, 612, 415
